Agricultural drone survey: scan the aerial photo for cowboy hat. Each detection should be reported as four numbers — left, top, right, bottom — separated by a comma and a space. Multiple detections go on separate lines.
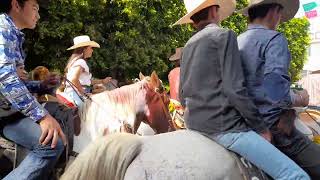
173, 0, 236, 25
169, 47, 183, 61
238, 0, 299, 22
67, 35, 100, 50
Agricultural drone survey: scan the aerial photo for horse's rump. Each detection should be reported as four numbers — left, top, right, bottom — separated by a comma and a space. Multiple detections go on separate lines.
125, 130, 258, 180
63, 130, 270, 180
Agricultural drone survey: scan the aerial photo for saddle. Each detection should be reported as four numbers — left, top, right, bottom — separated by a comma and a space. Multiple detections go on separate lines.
231, 152, 271, 180
296, 107, 320, 144
43, 94, 80, 136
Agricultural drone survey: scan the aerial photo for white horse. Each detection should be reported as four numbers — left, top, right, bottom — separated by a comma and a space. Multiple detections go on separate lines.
61, 130, 270, 180
73, 72, 173, 153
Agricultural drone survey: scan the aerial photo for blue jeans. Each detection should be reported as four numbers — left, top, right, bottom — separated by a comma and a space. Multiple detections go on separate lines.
2, 117, 64, 180
213, 131, 310, 180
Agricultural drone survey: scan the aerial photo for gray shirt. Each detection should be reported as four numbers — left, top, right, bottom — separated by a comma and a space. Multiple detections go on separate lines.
180, 24, 267, 136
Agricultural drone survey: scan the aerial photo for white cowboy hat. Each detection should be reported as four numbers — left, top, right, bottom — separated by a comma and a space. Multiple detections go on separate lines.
238, 0, 299, 22
173, 0, 236, 25
67, 35, 100, 50
169, 47, 183, 61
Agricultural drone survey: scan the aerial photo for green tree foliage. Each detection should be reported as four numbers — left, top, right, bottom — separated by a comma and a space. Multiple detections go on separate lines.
24, 0, 309, 82
24, 0, 192, 81
278, 18, 310, 82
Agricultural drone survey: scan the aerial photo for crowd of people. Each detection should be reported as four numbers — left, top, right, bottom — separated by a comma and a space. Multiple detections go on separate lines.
0, 0, 320, 179
170, 0, 320, 179
0, 0, 115, 179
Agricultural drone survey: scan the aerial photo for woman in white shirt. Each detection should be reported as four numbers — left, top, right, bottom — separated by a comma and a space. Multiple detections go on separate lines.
63, 35, 111, 107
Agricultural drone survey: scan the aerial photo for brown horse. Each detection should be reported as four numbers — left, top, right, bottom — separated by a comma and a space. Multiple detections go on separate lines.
137, 72, 175, 134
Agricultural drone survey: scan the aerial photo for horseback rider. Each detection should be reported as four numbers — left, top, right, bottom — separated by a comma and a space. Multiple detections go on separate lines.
238, 0, 320, 177
177, 0, 309, 179
168, 47, 182, 101
62, 35, 112, 107
0, 0, 67, 179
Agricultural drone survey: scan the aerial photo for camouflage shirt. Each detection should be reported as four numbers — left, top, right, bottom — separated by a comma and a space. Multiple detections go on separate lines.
0, 14, 47, 121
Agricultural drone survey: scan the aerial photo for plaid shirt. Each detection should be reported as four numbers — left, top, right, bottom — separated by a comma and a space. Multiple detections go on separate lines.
0, 13, 47, 122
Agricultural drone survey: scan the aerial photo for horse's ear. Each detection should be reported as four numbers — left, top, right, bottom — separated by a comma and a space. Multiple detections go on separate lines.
139, 72, 145, 80
150, 71, 160, 87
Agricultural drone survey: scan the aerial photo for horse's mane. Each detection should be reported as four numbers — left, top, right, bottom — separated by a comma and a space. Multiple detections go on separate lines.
61, 133, 141, 180
79, 79, 149, 135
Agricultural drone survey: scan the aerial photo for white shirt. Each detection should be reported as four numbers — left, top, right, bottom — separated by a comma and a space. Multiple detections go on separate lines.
66, 58, 92, 87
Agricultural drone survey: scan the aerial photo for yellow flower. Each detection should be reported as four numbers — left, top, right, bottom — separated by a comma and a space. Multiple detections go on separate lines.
168, 101, 175, 113
313, 135, 320, 144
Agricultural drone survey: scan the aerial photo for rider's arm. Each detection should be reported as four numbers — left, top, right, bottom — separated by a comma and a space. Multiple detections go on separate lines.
24, 80, 53, 95
91, 78, 103, 85
24, 80, 42, 93
69, 66, 85, 94
263, 34, 292, 108
0, 29, 48, 122
220, 30, 268, 133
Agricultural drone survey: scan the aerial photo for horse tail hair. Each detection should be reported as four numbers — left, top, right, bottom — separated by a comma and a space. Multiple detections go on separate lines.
60, 133, 142, 180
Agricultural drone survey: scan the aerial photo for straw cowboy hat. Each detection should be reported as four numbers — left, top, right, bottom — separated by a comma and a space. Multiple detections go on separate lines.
173, 0, 236, 25
238, 0, 300, 22
169, 47, 183, 61
67, 35, 100, 50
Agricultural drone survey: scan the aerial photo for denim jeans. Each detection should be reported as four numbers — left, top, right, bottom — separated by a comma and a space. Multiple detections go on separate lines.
213, 130, 310, 180
2, 117, 64, 180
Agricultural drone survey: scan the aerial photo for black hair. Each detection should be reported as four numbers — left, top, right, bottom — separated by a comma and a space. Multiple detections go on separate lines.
190, 5, 221, 24
248, 3, 284, 22
190, 6, 213, 24
0, 0, 28, 14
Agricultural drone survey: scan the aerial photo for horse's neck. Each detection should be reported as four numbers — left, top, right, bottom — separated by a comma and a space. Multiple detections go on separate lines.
79, 81, 147, 135
105, 81, 147, 113
105, 87, 136, 110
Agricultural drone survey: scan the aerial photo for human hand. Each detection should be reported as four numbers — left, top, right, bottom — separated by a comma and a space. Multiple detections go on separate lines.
102, 77, 112, 84
42, 74, 60, 88
39, 114, 67, 148
17, 65, 29, 81
19, 71, 29, 81
298, 89, 309, 107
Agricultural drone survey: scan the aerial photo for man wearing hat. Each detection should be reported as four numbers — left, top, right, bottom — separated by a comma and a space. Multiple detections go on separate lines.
177, 0, 309, 179
238, 0, 320, 177
0, 0, 67, 179
168, 47, 182, 101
